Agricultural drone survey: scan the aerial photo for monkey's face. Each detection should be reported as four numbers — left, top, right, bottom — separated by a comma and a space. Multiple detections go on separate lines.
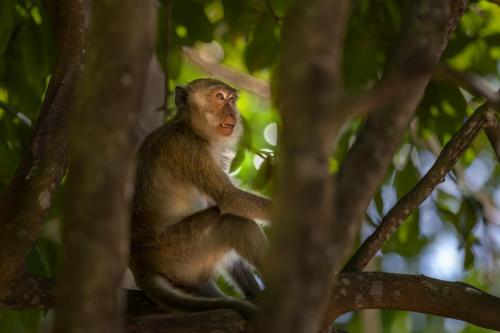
176, 79, 243, 145
190, 87, 242, 143
210, 88, 238, 137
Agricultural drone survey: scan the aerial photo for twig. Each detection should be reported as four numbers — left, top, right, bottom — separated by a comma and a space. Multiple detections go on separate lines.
338, 74, 427, 119
343, 104, 492, 272
436, 66, 500, 162
437, 66, 500, 107
182, 46, 271, 99
0, 101, 32, 126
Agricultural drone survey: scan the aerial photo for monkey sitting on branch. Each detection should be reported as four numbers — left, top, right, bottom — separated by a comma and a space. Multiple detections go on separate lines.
130, 78, 272, 318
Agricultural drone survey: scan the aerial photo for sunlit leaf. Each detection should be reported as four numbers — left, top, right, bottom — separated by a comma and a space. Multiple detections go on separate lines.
253, 156, 273, 191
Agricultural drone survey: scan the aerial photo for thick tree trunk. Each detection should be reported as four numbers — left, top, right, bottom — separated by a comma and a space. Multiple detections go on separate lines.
53, 1, 156, 332
256, 1, 351, 333
0, 0, 85, 295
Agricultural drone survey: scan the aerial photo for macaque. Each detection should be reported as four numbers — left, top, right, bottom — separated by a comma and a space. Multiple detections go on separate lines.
130, 78, 272, 318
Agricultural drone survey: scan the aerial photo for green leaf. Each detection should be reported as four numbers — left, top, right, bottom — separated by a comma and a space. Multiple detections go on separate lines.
384, 0, 401, 30
230, 147, 246, 172
442, 26, 473, 59
344, 42, 382, 90
221, 0, 252, 35
173, 0, 214, 44
253, 156, 273, 190
417, 81, 467, 145
216, 275, 241, 298
26, 247, 49, 277
244, 18, 280, 72
394, 160, 418, 199
484, 33, 500, 45
374, 191, 384, 216
20, 310, 42, 333
240, 116, 253, 149
0, 310, 24, 333
463, 247, 474, 269
37, 237, 62, 276
382, 211, 427, 257
0, 0, 14, 55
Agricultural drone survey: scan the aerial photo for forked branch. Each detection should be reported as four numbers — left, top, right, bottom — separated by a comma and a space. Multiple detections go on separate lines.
343, 104, 493, 272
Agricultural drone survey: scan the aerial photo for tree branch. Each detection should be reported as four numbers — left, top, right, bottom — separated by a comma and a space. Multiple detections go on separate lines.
331, 0, 467, 269
326, 272, 500, 332
343, 104, 493, 272
0, 0, 85, 294
4, 273, 500, 333
0, 275, 54, 309
182, 46, 271, 99
338, 75, 425, 119
487, 0, 500, 7
323, 1, 467, 330
53, 0, 156, 332
436, 66, 500, 162
437, 66, 500, 107
256, 0, 351, 332
126, 310, 251, 333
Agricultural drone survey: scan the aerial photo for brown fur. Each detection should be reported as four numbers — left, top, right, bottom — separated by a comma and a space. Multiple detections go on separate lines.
130, 78, 271, 318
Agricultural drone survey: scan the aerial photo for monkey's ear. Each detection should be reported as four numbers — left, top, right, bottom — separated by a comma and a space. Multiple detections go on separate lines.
175, 86, 189, 110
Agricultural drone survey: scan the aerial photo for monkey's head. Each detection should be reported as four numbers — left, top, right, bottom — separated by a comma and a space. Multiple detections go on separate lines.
175, 78, 242, 146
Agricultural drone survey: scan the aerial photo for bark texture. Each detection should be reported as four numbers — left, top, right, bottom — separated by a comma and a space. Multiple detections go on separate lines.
256, 1, 351, 333
327, 273, 500, 332
53, 1, 156, 332
0, 0, 85, 295
126, 310, 251, 333
4, 275, 500, 333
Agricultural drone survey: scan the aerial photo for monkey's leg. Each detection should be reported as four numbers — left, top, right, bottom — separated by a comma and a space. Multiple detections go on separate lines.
161, 207, 267, 281
216, 213, 268, 270
153, 207, 266, 313
228, 259, 263, 301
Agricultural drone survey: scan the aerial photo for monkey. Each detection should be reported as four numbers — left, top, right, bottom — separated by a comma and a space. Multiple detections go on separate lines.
129, 78, 272, 319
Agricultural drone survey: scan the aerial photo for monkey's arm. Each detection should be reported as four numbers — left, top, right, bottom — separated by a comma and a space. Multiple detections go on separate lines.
221, 188, 272, 221
202, 166, 272, 221
176, 140, 272, 221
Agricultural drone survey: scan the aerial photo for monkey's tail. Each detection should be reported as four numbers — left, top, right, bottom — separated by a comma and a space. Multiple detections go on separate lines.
140, 274, 258, 320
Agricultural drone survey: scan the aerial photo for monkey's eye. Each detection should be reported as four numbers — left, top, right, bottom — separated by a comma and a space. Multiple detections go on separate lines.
216, 92, 225, 100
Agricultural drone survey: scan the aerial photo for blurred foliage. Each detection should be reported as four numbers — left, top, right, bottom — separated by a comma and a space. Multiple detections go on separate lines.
0, 0, 500, 332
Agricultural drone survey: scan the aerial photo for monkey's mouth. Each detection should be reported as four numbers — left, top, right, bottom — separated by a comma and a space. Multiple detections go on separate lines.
217, 123, 235, 136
